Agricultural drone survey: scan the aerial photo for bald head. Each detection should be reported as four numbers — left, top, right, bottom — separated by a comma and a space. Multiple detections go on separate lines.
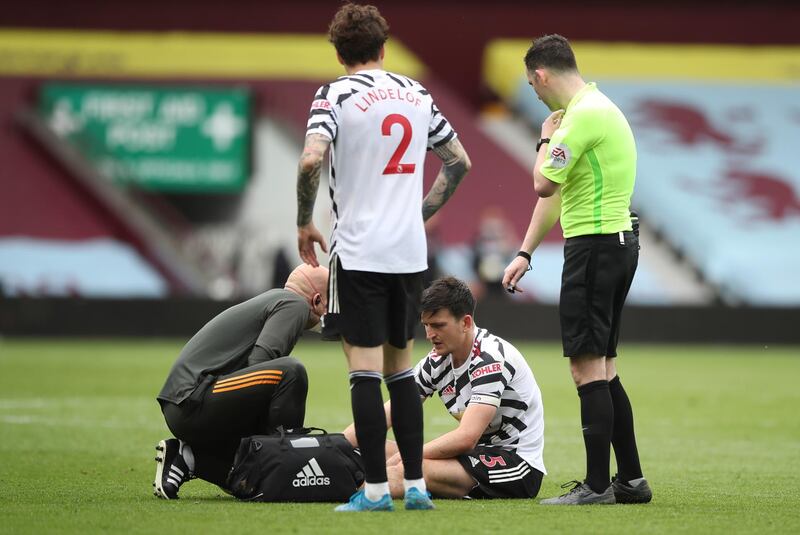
285, 264, 329, 328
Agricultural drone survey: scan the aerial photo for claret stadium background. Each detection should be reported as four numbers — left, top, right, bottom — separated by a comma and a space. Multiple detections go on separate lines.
1, 0, 799, 343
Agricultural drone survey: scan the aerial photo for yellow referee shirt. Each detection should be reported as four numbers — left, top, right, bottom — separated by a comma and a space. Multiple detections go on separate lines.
540, 83, 636, 238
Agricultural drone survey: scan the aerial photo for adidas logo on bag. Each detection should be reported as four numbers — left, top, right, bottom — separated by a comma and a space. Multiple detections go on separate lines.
292, 457, 331, 487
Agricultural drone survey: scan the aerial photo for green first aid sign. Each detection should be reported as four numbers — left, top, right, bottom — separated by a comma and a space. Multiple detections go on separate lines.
39, 84, 251, 192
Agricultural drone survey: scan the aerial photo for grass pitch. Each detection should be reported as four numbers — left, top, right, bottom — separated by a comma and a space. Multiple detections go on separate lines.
1, 338, 798, 534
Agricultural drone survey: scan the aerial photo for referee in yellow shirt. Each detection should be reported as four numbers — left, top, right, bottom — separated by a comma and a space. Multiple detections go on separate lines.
503, 34, 652, 505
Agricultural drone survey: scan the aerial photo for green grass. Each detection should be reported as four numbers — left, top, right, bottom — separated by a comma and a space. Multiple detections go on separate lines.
1, 339, 799, 534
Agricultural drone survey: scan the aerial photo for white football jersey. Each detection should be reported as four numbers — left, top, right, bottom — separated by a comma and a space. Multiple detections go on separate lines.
413, 326, 546, 474
305, 69, 457, 273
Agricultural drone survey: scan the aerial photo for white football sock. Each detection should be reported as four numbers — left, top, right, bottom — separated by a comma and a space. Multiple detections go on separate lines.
364, 482, 390, 501
403, 478, 426, 494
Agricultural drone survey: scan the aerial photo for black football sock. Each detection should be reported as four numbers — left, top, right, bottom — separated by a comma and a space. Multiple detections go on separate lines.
385, 369, 423, 481
350, 371, 388, 483
577, 380, 613, 494
609, 375, 644, 481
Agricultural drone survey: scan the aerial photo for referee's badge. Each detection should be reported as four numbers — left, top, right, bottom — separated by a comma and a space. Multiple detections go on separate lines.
549, 143, 571, 169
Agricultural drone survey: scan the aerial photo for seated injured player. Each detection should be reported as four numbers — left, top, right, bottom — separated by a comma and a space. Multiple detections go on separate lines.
153, 264, 328, 499
344, 277, 546, 499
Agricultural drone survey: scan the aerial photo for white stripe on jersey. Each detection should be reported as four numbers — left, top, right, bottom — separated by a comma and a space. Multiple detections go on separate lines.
414, 326, 546, 475
305, 69, 457, 274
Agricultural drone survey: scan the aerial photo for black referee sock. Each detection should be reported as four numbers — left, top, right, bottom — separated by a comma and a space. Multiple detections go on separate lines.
577, 380, 613, 494
609, 375, 643, 481
385, 369, 424, 480
349, 371, 388, 483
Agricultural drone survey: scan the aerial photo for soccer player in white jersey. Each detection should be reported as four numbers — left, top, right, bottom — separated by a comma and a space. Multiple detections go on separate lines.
296, 4, 471, 512
344, 277, 546, 499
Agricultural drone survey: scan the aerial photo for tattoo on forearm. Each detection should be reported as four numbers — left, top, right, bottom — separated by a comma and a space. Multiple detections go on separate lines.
296, 134, 330, 226
423, 139, 470, 221
432, 140, 460, 166
296, 160, 321, 226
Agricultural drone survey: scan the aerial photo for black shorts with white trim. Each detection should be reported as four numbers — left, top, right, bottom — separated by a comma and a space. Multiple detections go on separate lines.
323, 254, 424, 348
456, 445, 543, 499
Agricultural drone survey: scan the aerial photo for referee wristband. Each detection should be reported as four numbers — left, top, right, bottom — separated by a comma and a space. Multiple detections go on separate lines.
517, 251, 532, 263
536, 138, 551, 152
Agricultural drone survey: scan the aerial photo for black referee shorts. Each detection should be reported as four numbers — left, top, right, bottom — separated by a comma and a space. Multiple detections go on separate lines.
560, 231, 638, 358
323, 254, 423, 348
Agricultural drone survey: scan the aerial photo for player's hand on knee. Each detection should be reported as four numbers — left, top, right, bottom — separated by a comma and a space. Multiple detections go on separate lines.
502, 256, 530, 294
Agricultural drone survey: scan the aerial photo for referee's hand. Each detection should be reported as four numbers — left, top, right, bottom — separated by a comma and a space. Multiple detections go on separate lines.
502, 256, 530, 294
541, 109, 565, 139
297, 223, 328, 267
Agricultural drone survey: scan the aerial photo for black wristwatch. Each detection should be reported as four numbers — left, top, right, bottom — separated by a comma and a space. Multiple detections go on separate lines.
536, 138, 551, 152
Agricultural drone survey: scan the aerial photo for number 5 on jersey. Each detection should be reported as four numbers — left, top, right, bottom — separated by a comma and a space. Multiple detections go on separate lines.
382, 114, 417, 175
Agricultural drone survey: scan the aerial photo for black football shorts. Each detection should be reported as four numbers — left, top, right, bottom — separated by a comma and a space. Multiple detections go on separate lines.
456, 446, 543, 499
323, 254, 423, 348
559, 231, 638, 358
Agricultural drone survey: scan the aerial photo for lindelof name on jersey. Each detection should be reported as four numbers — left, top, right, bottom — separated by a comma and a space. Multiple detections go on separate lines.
353, 88, 422, 113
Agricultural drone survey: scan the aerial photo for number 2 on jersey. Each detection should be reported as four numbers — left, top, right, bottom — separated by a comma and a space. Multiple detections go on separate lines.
381, 114, 417, 175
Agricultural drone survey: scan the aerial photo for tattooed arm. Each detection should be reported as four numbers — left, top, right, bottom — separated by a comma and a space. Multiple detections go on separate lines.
296, 133, 331, 267
422, 138, 471, 222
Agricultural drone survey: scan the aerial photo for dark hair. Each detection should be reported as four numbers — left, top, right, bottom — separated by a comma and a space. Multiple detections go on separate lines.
421, 277, 476, 320
328, 3, 389, 66
524, 34, 578, 73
